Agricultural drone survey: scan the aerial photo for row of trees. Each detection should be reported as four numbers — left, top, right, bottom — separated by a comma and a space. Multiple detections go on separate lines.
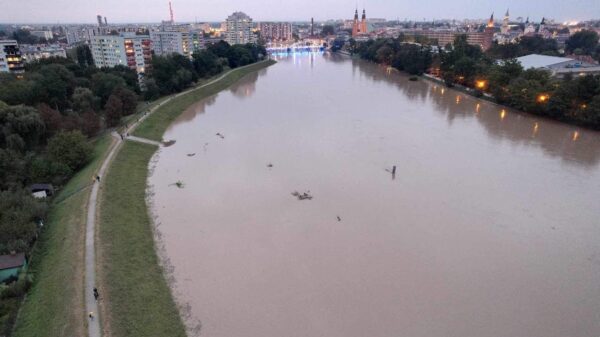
439, 35, 600, 128
148, 41, 266, 97
354, 38, 433, 75
353, 31, 600, 129
0, 50, 142, 258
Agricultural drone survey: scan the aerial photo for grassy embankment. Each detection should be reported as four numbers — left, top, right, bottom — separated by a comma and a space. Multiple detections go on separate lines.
134, 59, 276, 141
13, 134, 113, 337
97, 59, 276, 337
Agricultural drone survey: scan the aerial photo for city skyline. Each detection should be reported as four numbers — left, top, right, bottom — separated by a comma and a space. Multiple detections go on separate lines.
1, 0, 599, 24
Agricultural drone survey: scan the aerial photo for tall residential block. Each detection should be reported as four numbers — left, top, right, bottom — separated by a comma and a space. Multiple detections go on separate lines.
90, 33, 152, 80
0, 40, 24, 73
225, 12, 256, 45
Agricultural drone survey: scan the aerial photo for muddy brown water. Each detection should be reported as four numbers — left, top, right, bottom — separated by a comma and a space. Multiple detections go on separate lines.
149, 53, 600, 337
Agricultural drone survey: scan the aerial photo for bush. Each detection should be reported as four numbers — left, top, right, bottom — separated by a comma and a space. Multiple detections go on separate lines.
47, 130, 92, 171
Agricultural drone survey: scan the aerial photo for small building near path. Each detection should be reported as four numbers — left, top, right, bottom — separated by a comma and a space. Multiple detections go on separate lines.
0, 252, 27, 283
30, 183, 54, 198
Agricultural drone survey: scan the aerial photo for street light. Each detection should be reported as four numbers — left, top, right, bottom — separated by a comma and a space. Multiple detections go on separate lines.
475, 80, 487, 89
537, 94, 550, 103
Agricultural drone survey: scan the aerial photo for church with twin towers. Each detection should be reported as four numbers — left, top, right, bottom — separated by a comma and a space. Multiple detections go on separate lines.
352, 8, 368, 37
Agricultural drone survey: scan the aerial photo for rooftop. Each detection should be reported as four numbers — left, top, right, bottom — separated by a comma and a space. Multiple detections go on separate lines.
515, 54, 580, 69
0, 253, 26, 270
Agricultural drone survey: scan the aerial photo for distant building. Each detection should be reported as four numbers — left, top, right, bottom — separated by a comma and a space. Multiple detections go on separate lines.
259, 22, 293, 41
401, 18, 494, 51
501, 9, 510, 34
151, 30, 192, 57
150, 23, 205, 58
20, 44, 66, 63
225, 12, 256, 45
0, 40, 24, 73
30, 30, 54, 41
90, 33, 152, 81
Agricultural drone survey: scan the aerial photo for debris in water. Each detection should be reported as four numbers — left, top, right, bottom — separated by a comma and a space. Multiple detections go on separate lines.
337, 216, 341, 222
291, 190, 313, 200
170, 181, 185, 188
187, 153, 196, 157
216, 132, 225, 139
267, 163, 273, 168
163, 139, 176, 147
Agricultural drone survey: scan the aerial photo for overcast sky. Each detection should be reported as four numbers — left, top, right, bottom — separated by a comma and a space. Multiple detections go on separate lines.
1, 0, 598, 24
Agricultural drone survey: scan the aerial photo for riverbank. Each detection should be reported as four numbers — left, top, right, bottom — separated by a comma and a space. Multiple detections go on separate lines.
96, 59, 276, 337
12, 134, 114, 337
134, 60, 277, 141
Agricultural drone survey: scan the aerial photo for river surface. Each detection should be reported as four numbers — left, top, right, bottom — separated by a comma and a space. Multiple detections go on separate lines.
149, 53, 600, 337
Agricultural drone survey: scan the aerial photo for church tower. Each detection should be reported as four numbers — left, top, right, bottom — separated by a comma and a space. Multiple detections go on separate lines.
361, 9, 367, 35
501, 9, 509, 34
483, 13, 495, 50
352, 8, 359, 37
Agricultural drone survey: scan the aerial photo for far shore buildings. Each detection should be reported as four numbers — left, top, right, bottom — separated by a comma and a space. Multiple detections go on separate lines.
90, 33, 152, 81
0, 40, 24, 73
401, 13, 495, 50
20, 44, 66, 63
258, 22, 293, 41
225, 12, 256, 45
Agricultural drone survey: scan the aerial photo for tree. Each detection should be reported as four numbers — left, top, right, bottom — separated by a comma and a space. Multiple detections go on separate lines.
143, 79, 161, 100
112, 87, 138, 116
0, 189, 47, 254
72, 87, 99, 113
104, 94, 123, 127
321, 25, 335, 37
0, 103, 45, 151
192, 50, 221, 77
566, 30, 599, 55
47, 130, 92, 171
76, 45, 94, 67
37, 103, 63, 137
91, 72, 127, 105
81, 111, 101, 137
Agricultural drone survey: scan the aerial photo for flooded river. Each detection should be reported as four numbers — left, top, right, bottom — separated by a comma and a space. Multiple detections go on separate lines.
149, 53, 600, 337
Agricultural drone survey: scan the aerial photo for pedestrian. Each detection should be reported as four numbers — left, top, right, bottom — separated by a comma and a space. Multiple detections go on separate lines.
93, 287, 99, 300
89, 312, 94, 320
96, 175, 100, 182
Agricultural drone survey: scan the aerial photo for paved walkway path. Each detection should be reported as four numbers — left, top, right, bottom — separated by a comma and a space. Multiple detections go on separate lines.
125, 134, 162, 146
83, 61, 268, 337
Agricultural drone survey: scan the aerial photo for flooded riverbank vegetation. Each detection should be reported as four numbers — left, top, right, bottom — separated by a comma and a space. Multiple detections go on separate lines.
355, 33, 600, 129
97, 58, 275, 336
97, 141, 188, 337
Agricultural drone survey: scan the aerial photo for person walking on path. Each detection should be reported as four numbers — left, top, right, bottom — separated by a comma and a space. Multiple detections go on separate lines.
96, 175, 100, 182
93, 288, 99, 301
89, 312, 94, 320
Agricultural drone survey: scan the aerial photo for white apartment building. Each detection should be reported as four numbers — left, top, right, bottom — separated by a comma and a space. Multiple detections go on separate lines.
259, 22, 293, 41
90, 33, 152, 79
150, 30, 191, 57
225, 12, 256, 45
20, 44, 67, 63
0, 40, 24, 73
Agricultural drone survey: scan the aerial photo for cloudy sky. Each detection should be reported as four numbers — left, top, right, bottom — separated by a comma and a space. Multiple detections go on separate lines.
1, 0, 598, 23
